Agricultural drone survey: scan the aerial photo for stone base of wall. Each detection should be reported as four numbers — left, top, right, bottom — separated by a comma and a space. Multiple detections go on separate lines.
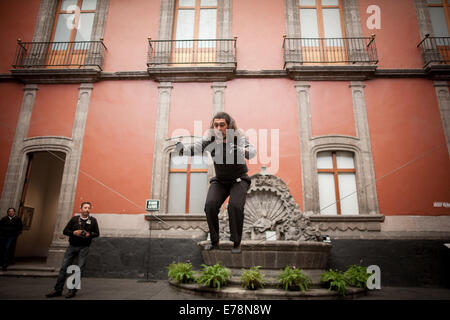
84, 237, 450, 288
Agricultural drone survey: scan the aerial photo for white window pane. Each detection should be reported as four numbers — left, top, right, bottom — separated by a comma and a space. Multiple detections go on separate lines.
318, 173, 337, 214
323, 8, 343, 46
170, 154, 188, 169
201, 0, 217, 6
168, 173, 187, 213
53, 14, 73, 49
322, 0, 338, 5
336, 151, 354, 169
179, 0, 195, 6
429, 7, 450, 37
191, 155, 208, 169
175, 9, 195, 47
189, 173, 208, 213
75, 13, 94, 42
81, 0, 97, 10
299, 0, 316, 5
61, 0, 78, 11
300, 9, 319, 43
338, 173, 359, 215
317, 152, 333, 169
198, 8, 217, 46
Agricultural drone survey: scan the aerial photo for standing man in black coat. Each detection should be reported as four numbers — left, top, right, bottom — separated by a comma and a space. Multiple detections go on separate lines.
176, 112, 256, 253
0, 208, 23, 271
46, 201, 100, 299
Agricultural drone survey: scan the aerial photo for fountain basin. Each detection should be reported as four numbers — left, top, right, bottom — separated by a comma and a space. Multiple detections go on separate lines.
198, 240, 332, 270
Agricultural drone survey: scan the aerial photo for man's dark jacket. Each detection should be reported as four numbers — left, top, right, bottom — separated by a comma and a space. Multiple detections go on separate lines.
63, 215, 100, 247
0, 215, 23, 238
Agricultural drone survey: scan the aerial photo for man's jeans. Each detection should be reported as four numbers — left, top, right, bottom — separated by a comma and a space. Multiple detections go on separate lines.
0, 236, 17, 268
54, 245, 90, 292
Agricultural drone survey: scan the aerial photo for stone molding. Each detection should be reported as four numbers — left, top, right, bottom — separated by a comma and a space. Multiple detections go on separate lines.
433, 81, 450, 156
0, 85, 39, 215
295, 81, 382, 235
144, 214, 208, 233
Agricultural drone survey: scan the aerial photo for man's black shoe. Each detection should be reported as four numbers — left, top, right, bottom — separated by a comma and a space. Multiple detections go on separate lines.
45, 290, 62, 298
65, 290, 77, 299
231, 243, 241, 254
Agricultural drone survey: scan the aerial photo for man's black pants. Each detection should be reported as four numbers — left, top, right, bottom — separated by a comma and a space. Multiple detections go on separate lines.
204, 177, 250, 245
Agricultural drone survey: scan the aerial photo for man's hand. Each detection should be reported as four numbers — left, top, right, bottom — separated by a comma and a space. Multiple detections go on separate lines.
73, 230, 83, 237
73, 230, 89, 237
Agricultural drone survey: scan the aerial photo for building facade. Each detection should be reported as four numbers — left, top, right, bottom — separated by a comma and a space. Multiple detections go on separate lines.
0, 0, 449, 286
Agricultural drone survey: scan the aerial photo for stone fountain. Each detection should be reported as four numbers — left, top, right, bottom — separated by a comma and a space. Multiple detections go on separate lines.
198, 168, 332, 278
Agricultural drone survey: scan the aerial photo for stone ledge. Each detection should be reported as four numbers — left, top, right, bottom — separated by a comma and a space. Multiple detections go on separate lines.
310, 214, 385, 233
286, 65, 378, 80
11, 68, 101, 84
147, 65, 236, 82
169, 280, 367, 300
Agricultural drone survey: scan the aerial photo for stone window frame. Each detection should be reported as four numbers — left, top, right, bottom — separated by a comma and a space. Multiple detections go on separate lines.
414, 0, 440, 40
285, 0, 364, 40
310, 138, 365, 216
157, 0, 232, 42
32, 0, 109, 43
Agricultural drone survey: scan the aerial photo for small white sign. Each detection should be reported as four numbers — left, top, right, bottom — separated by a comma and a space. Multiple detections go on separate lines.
265, 231, 276, 241
145, 199, 160, 211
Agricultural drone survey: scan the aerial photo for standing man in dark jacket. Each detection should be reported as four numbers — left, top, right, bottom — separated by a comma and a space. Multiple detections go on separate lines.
176, 112, 256, 253
0, 208, 23, 271
46, 201, 100, 299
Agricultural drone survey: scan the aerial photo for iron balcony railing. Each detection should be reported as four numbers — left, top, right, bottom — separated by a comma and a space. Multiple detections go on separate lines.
283, 36, 378, 66
147, 38, 237, 66
12, 39, 107, 69
417, 35, 450, 67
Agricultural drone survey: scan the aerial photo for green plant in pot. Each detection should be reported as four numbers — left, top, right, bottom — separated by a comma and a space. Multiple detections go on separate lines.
197, 262, 231, 289
344, 265, 369, 288
241, 266, 265, 290
167, 262, 196, 284
320, 269, 348, 296
277, 266, 312, 292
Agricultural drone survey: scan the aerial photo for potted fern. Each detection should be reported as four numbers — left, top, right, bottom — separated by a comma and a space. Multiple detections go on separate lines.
197, 262, 231, 289
241, 266, 265, 290
277, 266, 312, 292
343, 265, 369, 288
320, 269, 348, 296
167, 262, 196, 284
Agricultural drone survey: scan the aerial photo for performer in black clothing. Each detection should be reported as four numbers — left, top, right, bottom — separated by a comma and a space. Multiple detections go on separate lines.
0, 208, 23, 271
176, 112, 256, 253
46, 201, 100, 299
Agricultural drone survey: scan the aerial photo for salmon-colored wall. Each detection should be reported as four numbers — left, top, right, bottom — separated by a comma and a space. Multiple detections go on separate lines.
233, 0, 286, 70
73, 81, 159, 214
225, 79, 303, 209
0, 83, 25, 195
359, 0, 423, 69
169, 83, 213, 137
27, 85, 78, 138
310, 81, 356, 137
102, 0, 160, 71
0, 0, 40, 73
365, 79, 450, 216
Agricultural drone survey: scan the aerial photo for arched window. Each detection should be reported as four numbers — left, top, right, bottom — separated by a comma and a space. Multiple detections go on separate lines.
317, 151, 359, 215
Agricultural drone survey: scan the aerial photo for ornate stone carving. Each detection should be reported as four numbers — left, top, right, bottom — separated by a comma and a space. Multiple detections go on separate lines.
219, 168, 322, 242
